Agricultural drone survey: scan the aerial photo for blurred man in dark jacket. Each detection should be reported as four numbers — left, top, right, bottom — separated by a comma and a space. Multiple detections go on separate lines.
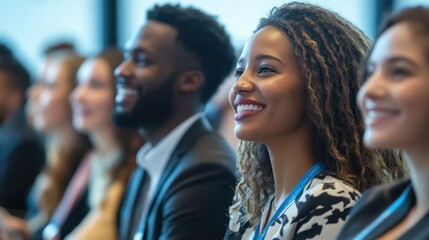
0, 44, 45, 216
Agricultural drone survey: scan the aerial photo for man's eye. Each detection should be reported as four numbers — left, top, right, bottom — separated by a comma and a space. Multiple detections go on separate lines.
137, 57, 152, 66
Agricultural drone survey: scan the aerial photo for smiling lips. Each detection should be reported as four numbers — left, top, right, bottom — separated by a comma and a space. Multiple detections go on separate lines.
364, 109, 398, 127
73, 107, 90, 117
237, 104, 264, 113
115, 86, 138, 105
233, 99, 266, 121
363, 100, 399, 127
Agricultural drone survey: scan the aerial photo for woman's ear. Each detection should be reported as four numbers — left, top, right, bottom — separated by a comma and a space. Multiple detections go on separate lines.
177, 70, 205, 92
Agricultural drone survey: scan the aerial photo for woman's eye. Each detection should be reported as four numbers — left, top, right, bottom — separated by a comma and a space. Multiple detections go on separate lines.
90, 81, 104, 89
46, 82, 57, 88
259, 66, 275, 73
235, 69, 244, 80
391, 68, 411, 78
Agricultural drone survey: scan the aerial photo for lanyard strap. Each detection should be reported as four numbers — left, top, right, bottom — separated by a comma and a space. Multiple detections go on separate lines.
354, 185, 412, 240
253, 162, 325, 240
43, 154, 92, 240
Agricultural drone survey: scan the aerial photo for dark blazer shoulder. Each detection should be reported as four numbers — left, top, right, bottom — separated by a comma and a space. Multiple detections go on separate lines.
174, 118, 236, 172
0, 108, 45, 211
350, 179, 411, 215
143, 118, 237, 240
337, 179, 411, 239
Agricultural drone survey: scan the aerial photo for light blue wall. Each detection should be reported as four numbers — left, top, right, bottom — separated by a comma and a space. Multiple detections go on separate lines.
394, 0, 429, 11
0, 0, 102, 76
118, 0, 377, 50
5, 0, 419, 77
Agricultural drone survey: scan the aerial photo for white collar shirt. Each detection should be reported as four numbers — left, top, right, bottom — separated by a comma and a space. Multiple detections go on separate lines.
136, 112, 204, 207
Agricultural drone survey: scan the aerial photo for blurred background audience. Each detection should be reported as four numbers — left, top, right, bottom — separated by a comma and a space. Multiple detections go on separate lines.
0, 0, 428, 239
0, 43, 45, 216
42, 48, 142, 240
338, 6, 429, 239
0, 50, 91, 240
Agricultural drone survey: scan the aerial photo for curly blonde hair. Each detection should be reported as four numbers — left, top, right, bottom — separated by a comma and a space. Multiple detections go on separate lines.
229, 2, 406, 229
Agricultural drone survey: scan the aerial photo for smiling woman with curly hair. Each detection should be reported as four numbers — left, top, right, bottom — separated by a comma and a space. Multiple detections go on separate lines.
225, 2, 406, 240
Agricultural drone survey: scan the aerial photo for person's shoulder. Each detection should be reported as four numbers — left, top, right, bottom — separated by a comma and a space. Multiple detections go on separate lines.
291, 174, 361, 239
362, 179, 410, 198
0, 128, 44, 162
294, 174, 361, 221
302, 174, 361, 204
336, 180, 411, 239
351, 179, 410, 211
0, 111, 41, 146
193, 130, 234, 153
180, 129, 236, 169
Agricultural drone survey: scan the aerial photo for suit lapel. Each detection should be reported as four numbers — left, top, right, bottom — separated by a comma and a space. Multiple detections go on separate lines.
120, 167, 146, 240
140, 118, 212, 237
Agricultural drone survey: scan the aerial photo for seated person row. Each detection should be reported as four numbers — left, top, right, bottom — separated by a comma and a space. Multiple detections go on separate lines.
0, 51, 90, 240
2, 6, 239, 239
41, 48, 142, 240
0, 49, 142, 240
4, 3, 428, 240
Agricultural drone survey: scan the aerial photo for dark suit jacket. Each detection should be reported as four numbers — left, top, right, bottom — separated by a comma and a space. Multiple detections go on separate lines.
0, 108, 45, 215
337, 180, 429, 240
119, 118, 237, 240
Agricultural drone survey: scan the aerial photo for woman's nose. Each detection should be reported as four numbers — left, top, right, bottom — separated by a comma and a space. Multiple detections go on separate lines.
231, 72, 254, 95
360, 70, 388, 101
70, 85, 86, 104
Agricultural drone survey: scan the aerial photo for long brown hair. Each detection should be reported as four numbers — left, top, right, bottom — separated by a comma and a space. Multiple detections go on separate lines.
229, 2, 406, 228
37, 53, 91, 221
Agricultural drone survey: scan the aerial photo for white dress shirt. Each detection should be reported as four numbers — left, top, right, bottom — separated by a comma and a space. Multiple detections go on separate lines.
136, 113, 204, 216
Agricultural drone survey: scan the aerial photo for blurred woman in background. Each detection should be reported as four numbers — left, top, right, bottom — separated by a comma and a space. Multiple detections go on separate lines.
338, 6, 429, 239
42, 48, 142, 240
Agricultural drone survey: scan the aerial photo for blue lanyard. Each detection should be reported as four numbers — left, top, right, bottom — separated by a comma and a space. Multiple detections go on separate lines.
354, 185, 412, 240
133, 232, 143, 240
252, 162, 325, 240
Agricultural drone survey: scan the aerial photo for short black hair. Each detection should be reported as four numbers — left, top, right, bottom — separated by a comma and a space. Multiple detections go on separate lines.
0, 44, 13, 59
0, 43, 31, 94
147, 4, 236, 104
